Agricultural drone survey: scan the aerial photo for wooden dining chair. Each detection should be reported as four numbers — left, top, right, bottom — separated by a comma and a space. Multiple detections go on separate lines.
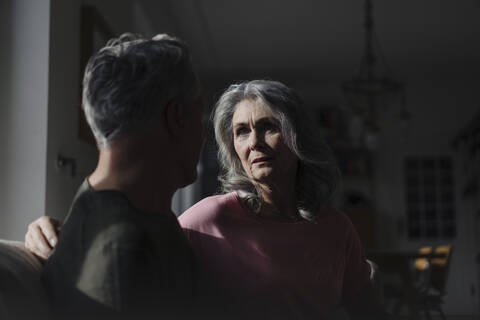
417, 245, 453, 320
380, 245, 442, 319
429, 245, 453, 293
414, 246, 433, 272
413, 246, 433, 292
379, 247, 428, 317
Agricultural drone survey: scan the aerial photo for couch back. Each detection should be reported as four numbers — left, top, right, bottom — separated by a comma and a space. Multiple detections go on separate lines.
0, 240, 51, 320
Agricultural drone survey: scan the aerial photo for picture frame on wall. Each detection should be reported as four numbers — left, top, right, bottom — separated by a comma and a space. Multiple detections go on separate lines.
78, 5, 114, 146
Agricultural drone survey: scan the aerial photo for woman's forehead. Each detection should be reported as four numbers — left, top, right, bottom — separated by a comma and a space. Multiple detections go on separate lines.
232, 99, 274, 123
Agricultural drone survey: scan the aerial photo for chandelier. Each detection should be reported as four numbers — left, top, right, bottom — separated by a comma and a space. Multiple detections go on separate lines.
342, 0, 409, 149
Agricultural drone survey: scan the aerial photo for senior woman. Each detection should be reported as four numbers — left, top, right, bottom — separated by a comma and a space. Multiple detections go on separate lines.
180, 80, 382, 318
25, 80, 384, 319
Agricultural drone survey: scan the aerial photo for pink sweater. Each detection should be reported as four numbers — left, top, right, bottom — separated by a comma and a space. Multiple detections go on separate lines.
179, 192, 370, 318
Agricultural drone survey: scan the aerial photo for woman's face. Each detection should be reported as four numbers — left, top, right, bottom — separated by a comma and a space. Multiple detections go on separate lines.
232, 99, 298, 185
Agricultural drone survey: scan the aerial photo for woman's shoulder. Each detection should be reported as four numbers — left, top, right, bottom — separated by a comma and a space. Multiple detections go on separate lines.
314, 207, 356, 232
178, 192, 238, 227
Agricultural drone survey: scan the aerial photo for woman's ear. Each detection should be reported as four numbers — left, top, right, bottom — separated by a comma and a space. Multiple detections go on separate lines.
164, 100, 185, 136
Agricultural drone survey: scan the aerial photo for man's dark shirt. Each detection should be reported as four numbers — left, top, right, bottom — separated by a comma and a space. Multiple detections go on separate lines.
42, 179, 196, 319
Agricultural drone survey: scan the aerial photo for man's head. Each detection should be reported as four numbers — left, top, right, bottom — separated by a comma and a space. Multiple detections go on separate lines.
83, 33, 204, 187
82, 33, 200, 148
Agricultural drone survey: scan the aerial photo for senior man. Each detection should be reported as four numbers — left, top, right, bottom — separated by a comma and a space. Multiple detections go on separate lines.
41, 33, 204, 319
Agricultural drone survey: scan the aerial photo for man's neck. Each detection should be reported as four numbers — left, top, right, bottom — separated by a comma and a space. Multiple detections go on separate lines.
88, 147, 178, 214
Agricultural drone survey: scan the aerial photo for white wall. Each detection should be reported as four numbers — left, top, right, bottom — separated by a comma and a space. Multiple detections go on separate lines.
0, 0, 124, 238
0, 0, 50, 240
83, 0, 134, 35
45, 0, 98, 222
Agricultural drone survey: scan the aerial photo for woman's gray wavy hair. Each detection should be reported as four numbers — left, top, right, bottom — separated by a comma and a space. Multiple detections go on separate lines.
213, 80, 341, 221
82, 33, 199, 148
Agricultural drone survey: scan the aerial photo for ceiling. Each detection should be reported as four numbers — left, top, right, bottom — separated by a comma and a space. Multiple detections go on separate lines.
136, 0, 480, 83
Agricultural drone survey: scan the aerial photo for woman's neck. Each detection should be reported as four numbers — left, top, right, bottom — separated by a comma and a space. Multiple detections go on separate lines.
256, 181, 298, 221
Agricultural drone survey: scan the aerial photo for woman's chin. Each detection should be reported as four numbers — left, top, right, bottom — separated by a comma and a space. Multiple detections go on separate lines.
251, 169, 274, 182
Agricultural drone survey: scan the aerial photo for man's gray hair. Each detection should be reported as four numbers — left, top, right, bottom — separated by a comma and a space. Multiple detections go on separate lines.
82, 33, 199, 147
213, 80, 341, 221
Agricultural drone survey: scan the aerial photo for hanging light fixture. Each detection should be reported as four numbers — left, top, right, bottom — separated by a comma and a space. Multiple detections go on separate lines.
342, 0, 409, 149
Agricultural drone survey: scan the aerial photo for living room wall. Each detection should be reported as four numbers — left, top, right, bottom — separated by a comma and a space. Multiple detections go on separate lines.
0, 0, 50, 240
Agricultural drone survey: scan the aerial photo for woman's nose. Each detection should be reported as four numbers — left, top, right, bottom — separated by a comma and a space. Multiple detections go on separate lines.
248, 130, 262, 150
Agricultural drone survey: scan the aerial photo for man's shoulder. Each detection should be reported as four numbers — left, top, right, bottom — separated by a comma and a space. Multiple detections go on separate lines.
42, 207, 154, 316
50, 187, 157, 276
91, 219, 150, 249
69, 185, 149, 233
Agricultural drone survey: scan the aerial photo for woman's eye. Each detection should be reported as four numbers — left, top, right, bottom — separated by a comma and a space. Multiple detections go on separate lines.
264, 122, 279, 132
235, 127, 249, 136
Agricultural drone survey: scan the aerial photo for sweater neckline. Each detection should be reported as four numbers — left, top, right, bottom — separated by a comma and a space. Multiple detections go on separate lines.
230, 192, 314, 225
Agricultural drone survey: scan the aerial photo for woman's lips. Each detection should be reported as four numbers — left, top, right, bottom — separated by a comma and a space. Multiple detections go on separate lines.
252, 156, 272, 164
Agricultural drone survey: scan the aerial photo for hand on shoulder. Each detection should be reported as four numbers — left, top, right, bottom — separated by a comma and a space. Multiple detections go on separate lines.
25, 216, 61, 261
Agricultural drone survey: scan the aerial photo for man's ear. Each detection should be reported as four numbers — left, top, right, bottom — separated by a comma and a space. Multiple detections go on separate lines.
164, 100, 185, 136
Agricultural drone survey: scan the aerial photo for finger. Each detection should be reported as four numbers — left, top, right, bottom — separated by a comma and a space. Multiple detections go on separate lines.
39, 218, 60, 247
50, 217, 62, 229
25, 232, 48, 261
25, 223, 39, 250
30, 225, 53, 258
30, 228, 51, 260
25, 231, 34, 251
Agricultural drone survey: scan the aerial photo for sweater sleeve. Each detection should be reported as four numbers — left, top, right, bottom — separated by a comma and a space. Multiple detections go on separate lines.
341, 220, 371, 303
